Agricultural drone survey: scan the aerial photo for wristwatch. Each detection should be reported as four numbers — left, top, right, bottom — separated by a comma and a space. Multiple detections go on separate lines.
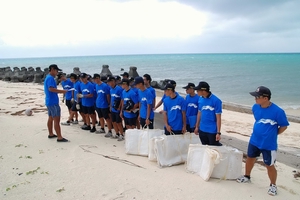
217, 132, 221, 135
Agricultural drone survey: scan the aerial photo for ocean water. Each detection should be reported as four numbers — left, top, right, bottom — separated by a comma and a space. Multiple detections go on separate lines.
1, 53, 300, 112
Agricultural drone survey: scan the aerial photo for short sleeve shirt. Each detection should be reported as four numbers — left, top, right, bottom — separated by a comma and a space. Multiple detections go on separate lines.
44, 74, 59, 106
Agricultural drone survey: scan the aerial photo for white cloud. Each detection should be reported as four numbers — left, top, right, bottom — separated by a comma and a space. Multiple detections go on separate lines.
0, 0, 207, 47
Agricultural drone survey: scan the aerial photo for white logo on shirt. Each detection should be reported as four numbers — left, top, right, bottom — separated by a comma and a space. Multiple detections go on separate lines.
97, 90, 105, 94
124, 98, 130, 101
64, 85, 72, 89
82, 89, 90, 93
202, 106, 215, 111
112, 94, 120, 98
170, 105, 181, 111
141, 97, 147, 101
188, 103, 197, 108
257, 119, 277, 125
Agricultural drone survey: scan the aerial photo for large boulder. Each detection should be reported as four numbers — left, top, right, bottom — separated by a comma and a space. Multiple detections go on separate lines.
0, 68, 5, 80
73, 67, 81, 75
4, 67, 12, 81
33, 67, 44, 83
11, 67, 21, 82
128, 66, 139, 78
100, 65, 113, 77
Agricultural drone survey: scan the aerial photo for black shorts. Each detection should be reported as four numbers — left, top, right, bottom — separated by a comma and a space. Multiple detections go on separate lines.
111, 111, 122, 123
199, 130, 222, 146
82, 105, 95, 115
164, 127, 182, 135
96, 107, 110, 119
124, 117, 136, 127
71, 102, 82, 112
186, 124, 195, 133
65, 100, 73, 109
140, 118, 154, 129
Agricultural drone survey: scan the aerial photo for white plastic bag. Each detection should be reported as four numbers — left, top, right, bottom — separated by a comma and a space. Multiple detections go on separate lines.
125, 129, 164, 156
198, 148, 220, 181
154, 132, 200, 167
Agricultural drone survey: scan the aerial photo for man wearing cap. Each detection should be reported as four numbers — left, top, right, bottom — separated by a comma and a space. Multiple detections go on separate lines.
154, 80, 178, 112
163, 83, 186, 135
44, 64, 68, 142
143, 74, 156, 109
135, 76, 155, 129
79, 73, 97, 132
107, 76, 125, 141
120, 72, 129, 79
120, 79, 139, 130
93, 74, 113, 137
237, 86, 289, 196
194, 81, 222, 146
58, 73, 74, 125
67, 73, 82, 124
183, 83, 199, 133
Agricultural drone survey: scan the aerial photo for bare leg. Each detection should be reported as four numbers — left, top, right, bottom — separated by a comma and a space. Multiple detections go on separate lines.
105, 118, 113, 131
266, 165, 277, 185
91, 113, 96, 127
245, 157, 256, 177
53, 116, 63, 139
47, 116, 54, 136
117, 123, 124, 135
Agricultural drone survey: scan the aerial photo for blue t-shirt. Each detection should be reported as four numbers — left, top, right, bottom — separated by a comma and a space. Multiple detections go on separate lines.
198, 93, 222, 134
110, 85, 123, 113
61, 79, 73, 100
138, 88, 154, 120
122, 88, 139, 118
147, 86, 156, 99
250, 103, 289, 150
44, 74, 59, 106
80, 82, 95, 107
163, 95, 186, 131
162, 91, 179, 102
95, 82, 110, 108
185, 94, 199, 125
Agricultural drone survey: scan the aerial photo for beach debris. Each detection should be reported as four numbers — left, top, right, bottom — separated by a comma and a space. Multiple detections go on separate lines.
56, 187, 65, 193
26, 167, 40, 175
293, 170, 300, 178
25, 108, 33, 116
79, 145, 145, 169
226, 130, 250, 137
0, 155, 3, 159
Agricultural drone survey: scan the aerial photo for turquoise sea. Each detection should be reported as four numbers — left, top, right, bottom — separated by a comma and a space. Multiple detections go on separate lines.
1, 53, 300, 114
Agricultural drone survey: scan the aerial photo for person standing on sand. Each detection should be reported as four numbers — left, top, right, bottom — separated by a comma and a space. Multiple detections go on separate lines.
194, 81, 222, 146
163, 83, 186, 135
44, 64, 68, 142
237, 86, 289, 196
183, 83, 199, 133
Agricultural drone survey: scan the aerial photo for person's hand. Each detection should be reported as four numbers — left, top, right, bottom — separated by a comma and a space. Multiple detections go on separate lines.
194, 127, 199, 135
182, 127, 186, 134
120, 112, 124, 119
71, 98, 74, 103
146, 118, 150, 125
62, 98, 65, 103
166, 125, 172, 133
216, 133, 221, 141
77, 93, 83, 98
76, 103, 80, 110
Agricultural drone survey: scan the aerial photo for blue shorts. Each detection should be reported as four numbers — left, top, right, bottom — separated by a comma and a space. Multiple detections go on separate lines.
247, 143, 276, 166
47, 105, 61, 117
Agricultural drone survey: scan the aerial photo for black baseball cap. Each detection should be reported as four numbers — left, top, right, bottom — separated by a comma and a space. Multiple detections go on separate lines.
250, 86, 271, 97
167, 80, 176, 86
120, 72, 129, 77
101, 76, 107, 82
80, 73, 88, 78
93, 74, 100, 79
121, 78, 130, 85
183, 83, 195, 89
134, 77, 144, 85
107, 76, 116, 82
194, 81, 210, 91
163, 83, 175, 90
49, 64, 62, 71
70, 73, 77, 80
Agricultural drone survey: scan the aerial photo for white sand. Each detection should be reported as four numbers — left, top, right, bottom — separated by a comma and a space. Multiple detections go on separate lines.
0, 81, 300, 200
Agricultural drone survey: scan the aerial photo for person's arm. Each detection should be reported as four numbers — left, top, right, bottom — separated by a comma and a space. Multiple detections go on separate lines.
106, 94, 111, 106
216, 114, 221, 141
194, 111, 201, 135
278, 126, 288, 135
163, 110, 171, 132
182, 111, 186, 134
48, 87, 67, 94
146, 104, 151, 125
154, 99, 162, 110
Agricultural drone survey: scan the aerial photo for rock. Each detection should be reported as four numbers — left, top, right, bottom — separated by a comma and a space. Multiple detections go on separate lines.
73, 67, 81, 75
100, 65, 113, 77
128, 66, 139, 78
121, 68, 124, 71
0, 68, 5, 80
33, 67, 44, 83
4, 67, 12, 81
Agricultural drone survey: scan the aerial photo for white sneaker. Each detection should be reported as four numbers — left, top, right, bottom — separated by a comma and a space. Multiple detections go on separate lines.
267, 184, 277, 196
236, 175, 251, 183
105, 132, 112, 138
117, 135, 124, 141
61, 121, 71, 126
111, 134, 119, 139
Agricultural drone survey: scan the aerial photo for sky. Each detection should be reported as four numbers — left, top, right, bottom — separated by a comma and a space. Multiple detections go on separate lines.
0, 0, 300, 58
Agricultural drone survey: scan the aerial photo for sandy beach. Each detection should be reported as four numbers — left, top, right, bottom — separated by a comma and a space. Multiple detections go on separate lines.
1, 81, 300, 200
